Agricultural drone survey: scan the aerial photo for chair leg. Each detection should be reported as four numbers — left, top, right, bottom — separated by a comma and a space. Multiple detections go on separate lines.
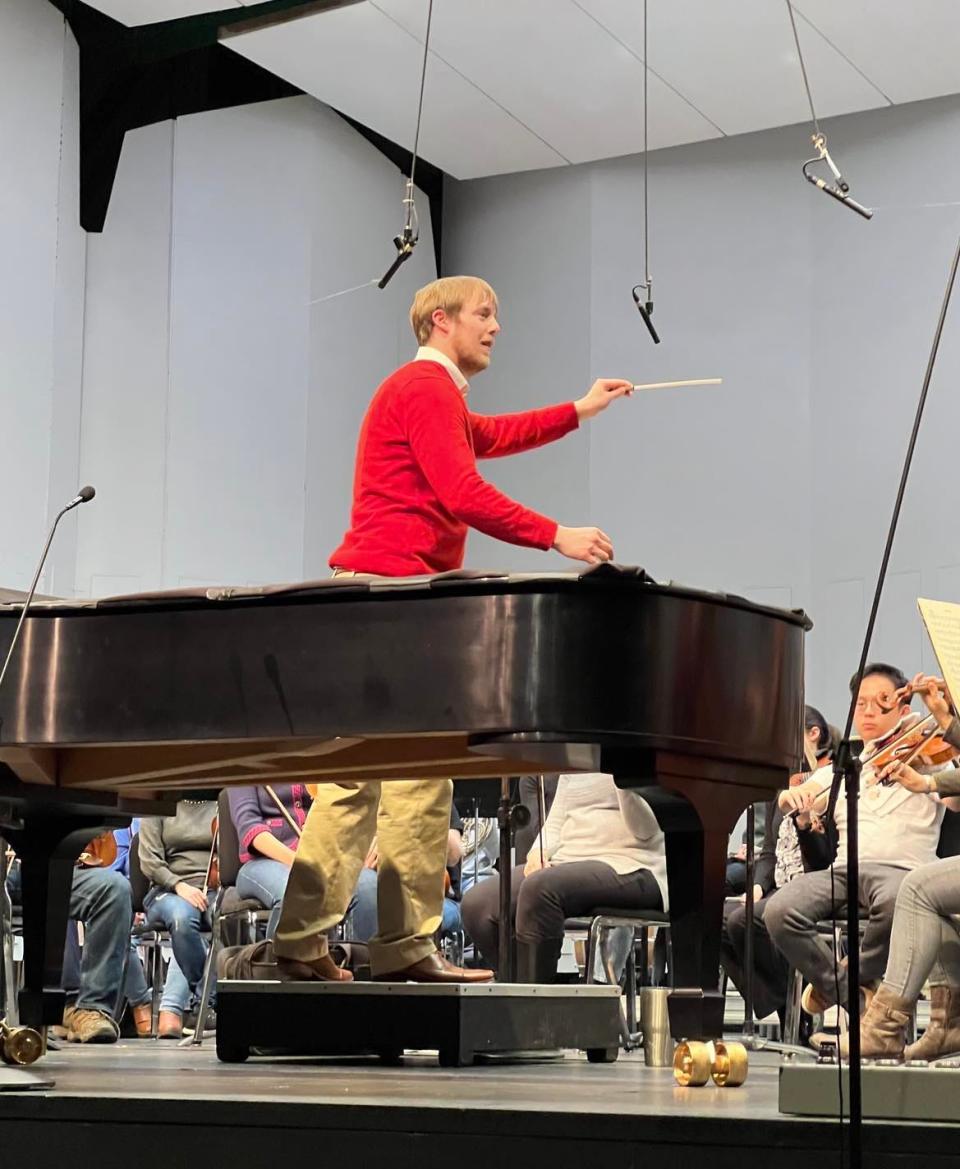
585, 919, 602, 985
624, 937, 640, 1049
784, 966, 804, 1046
184, 896, 223, 1049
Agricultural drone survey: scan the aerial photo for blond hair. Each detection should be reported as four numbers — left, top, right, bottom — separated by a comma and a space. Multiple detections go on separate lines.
409, 276, 498, 345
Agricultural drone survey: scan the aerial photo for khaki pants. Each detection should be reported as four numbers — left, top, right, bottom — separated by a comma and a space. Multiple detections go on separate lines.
274, 777, 453, 975
273, 569, 452, 976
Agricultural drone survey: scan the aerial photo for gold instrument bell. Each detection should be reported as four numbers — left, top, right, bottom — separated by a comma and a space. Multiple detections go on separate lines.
1, 1018, 44, 1065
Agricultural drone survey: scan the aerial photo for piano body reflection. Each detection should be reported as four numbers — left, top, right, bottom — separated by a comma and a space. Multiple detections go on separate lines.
0, 568, 808, 1042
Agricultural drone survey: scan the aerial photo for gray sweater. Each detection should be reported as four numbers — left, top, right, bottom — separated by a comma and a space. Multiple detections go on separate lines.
139, 800, 217, 891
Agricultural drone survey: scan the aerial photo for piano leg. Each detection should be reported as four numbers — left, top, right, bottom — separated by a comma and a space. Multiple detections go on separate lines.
4, 817, 115, 1031
627, 759, 777, 1043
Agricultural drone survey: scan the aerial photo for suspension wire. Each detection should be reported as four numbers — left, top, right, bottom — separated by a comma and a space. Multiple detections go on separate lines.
405, 0, 435, 233
786, 0, 820, 137
643, 0, 650, 287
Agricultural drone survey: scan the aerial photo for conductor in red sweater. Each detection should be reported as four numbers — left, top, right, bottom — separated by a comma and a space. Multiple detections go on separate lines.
270, 275, 632, 984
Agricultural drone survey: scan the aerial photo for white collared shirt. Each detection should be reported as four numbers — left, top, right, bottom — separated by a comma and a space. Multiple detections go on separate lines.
414, 345, 469, 394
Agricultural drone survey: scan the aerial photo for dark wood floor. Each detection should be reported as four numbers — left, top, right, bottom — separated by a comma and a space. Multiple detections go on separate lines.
0, 1041, 954, 1169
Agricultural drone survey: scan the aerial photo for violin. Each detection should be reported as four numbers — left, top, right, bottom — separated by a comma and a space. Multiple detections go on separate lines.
77, 831, 118, 869
863, 714, 960, 775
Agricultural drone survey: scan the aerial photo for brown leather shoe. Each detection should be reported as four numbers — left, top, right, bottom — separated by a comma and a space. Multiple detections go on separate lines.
217, 940, 353, 983
374, 951, 494, 984
131, 1003, 153, 1038
158, 1010, 183, 1039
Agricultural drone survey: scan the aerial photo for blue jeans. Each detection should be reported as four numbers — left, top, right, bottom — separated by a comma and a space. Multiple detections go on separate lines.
159, 953, 191, 1015
349, 867, 461, 941
236, 858, 291, 940
145, 888, 213, 1009
69, 867, 134, 1016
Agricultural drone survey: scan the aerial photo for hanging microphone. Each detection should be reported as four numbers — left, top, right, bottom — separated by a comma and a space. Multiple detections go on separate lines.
632, 285, 661, 344
377, 230, 417, 290
0, 486, 97, 699
804, 173, 873, 220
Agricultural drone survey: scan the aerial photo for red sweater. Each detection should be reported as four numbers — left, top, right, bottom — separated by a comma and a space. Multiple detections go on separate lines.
330, 361, 580, 576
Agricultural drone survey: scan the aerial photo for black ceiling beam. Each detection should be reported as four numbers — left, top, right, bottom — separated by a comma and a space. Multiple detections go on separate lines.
44, 0, 443, 273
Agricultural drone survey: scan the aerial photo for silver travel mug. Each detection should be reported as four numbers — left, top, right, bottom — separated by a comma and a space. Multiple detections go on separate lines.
639, 986, 673, 1067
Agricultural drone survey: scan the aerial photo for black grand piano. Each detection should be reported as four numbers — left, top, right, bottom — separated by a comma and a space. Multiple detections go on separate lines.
0, 566, 808, 1058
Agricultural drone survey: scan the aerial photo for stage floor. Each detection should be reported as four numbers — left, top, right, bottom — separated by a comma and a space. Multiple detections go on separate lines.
0, 1041, 956, 1168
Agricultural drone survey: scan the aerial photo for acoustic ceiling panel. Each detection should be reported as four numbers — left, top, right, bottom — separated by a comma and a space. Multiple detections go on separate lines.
795, 0, 960, 105
225, 2, 568, 178
577, 0, 890, 137
373, 0, 721, 163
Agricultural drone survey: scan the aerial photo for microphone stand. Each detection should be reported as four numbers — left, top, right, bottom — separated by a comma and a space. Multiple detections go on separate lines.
821, 235, 960, 1169
0, 486, 95, 1086
0, 488, 95, 701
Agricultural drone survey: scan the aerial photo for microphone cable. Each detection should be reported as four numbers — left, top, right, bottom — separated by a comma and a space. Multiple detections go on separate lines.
632, 0, 660, 343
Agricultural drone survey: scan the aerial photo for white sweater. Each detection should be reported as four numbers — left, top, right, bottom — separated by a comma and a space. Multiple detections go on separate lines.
805, 744, 944, 870
530, 773, 669, 909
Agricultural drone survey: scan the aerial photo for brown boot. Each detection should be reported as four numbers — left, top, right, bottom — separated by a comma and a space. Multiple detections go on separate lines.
835, 985, 913, 1061
157, 1010, 183, 1039
905, 986, 960, 1061
131, 1003, 153, 1038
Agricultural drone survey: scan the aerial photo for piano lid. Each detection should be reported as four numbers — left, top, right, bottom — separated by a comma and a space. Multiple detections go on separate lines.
0, 564, 811, 630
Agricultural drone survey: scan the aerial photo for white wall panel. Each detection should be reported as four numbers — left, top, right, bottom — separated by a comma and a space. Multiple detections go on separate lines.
163, 99, 314, 587
0, 0, 71, 589
47, 26, 87, 597
76, 122, 175, 596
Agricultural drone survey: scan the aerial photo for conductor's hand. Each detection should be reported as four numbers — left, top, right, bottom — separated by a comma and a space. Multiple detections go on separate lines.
553, 526, 613, 565
574, 379, 633, 421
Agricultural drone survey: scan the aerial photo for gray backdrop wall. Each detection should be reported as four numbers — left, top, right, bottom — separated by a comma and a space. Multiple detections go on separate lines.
444, 96, 960, 722
6, 0, 960, 722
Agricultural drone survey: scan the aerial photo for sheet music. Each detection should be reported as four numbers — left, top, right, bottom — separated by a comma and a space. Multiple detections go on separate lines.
918, 597, 960, 703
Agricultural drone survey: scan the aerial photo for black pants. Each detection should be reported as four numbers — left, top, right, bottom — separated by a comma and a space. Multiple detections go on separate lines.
461, 861, 662, 974
720, 895, 788, 1020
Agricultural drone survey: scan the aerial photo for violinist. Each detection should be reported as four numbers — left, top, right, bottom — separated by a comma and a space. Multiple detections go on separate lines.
765, 663, 950, 1027
139, 799, 218, 1039
839, 673, 960, 1061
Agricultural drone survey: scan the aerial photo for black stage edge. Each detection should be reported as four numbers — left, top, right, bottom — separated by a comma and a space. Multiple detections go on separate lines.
0, 1045, 956, 1169
215, 980, 622, 1066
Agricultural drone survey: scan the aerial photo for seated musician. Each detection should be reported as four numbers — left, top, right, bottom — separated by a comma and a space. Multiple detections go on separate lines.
6, 840, 149, 1044
720, 705, 834, 1025
460, 772, 667, 982
227, 783, 312, 939
220, 275, 633, 988
765, 663, 958, 1023
830, 675, 960, 1060
139, 799, 218, 1039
